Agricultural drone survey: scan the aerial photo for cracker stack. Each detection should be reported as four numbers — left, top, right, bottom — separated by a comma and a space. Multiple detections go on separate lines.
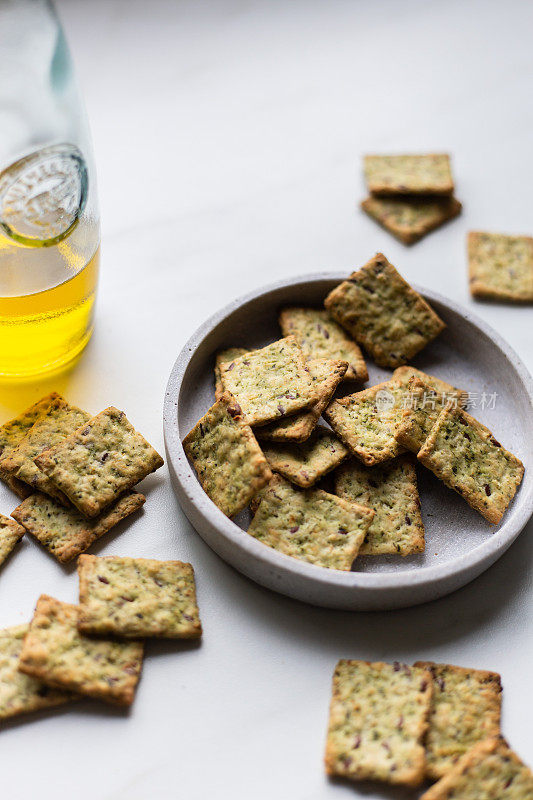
361, 153, 462, 244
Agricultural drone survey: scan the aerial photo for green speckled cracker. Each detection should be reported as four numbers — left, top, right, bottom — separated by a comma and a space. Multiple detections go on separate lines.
414, 661, 502, 780
262, 427, 349, 488
34, 407, 163, 518
78, 555, 202, 639
325, 660, 433, 787
0, 513, 25, 567
417, 407, 524, 524
19, 595, 144, 706
395, 375, 466, 454
393, 366, 467, 406
468, 231, 533, 302
183, 392, 272, 517
364, 154, 454, 196
0, 395, 90, 503
247, 474, 373, 570
325, 380, 406, 466
325, 254, 446, 368
361, 195, 462, 244
0, 624, 75, 720
256, 358, 348, 443
11, 491, 145, 564
278, 307, 368, 382
218, 337, 317, 426
335, 456, 424, 555
214, 347, 249, 401
420, 737, 533, 800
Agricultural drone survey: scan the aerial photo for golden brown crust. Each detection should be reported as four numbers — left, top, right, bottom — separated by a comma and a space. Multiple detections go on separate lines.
468, 231, 533, 303
362, 195, 461, 244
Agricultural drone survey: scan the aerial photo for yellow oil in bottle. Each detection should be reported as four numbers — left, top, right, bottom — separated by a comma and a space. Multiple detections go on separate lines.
0, 235, 99, 378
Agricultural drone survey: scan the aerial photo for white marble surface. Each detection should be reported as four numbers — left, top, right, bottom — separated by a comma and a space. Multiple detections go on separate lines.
1, 1, 532, 797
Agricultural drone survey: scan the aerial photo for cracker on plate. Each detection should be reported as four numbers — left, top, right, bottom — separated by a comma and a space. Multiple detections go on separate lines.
420, 737, 533, 800
335, 455, 424, 555
218, 336, 318, 427
183, 392, 272, 517
0, 624, 75, 720
18, 595, 144, 706
395, 375, 465, 454
363, 153, 454, 196
278, 307, 368, 382
0, 513, 25, 568
417, 406, 524, 524
214, 347, 249, 401
34, 407, 163, 518
247, 474, 373, 570
393, 366, 467, 407
78, 555, 202, 639
325, 380, 406, 466
11, 491, 145, 564
256, 358, 348, 443
413, 661, 502, 780
361, 195, 462, 244
0, 395, 90, 504
324, 254, 446, 368
468, 231, 533, 303
325, 659, 433, 786
262, 426, 349, 488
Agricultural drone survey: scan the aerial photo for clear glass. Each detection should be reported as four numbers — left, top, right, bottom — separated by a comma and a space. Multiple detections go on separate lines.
0, 0, 100, 377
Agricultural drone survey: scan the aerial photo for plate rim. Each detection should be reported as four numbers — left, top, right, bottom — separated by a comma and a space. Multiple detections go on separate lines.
163, 271, 533, 596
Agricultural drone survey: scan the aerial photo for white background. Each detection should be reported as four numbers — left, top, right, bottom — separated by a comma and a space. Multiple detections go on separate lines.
1, 1, 532, 798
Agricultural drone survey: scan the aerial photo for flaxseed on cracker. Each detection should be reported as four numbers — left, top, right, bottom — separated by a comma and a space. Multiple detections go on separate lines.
335, 456, 424, 555
218, 336, 318, 427
262, 426, 349, 488
414, 661, 502, 780
278, 307, 368, 382
417, 406, 524, 524
183, 392, 272, 517
19, 595, 144, 706
78, 555, 202, 639
363, 154, 454, 196
324, 254, 446, 368
362, 195, 462, 244
420, 737, 533, 800
11, 491, 145, 563
34, 407, 163, 518
325, 660, 433, 786
0, 624, 75, 720
468, 231, 533, 302
325, 380, 406, 466
214, 347, 249, 401
256, 358, 348, 443
0, 513, 25, 568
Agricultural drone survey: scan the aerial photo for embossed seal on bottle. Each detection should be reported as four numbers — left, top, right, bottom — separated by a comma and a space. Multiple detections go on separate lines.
0, 143, 87, 246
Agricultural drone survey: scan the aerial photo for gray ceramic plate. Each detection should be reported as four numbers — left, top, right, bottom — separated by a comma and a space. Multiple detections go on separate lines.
163, 273, 533, 610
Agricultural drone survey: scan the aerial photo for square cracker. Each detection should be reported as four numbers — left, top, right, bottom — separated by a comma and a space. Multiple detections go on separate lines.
11, 491, 145, 564
335, 456, 425, 555
324, 254, 446, 368
420, 737, 533, 800
0, 624, 75, 720
218, 336, 317, 427
19, 595, 144, 706
417, 406, 524, 524
393, 366, 467, 406
0, 395, 90, 503
413, 661, 502, 780
325, 660, 433, 787
34, 407, 164, 518
468, 231, 533, 302
214, 347, 249, 401
183, 392, 272, 517
278, 307, 368, 382
395, 375, 466, 454
262, 427, 349, 488
363, 154, 454, 196
0, 513, 25, 567
325, 380, 406, 466
247, 474, 374, 570
362, 195, 462, 245
78, 555, 202, 639
256, 358, 348, 443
